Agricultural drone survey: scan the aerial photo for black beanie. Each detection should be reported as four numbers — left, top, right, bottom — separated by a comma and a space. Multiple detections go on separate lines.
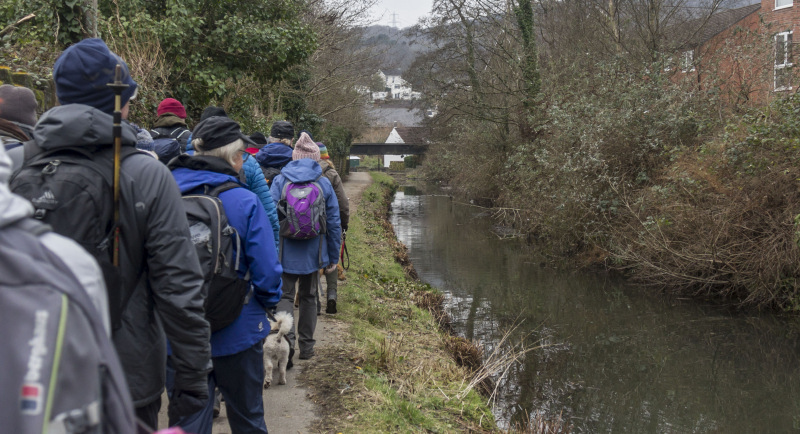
201, 106, 227, 121
192, 116, 252, 151
270, 121, 294, 140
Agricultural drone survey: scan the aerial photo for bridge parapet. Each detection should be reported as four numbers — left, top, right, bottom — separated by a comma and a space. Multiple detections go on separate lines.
349, 143, 427, 156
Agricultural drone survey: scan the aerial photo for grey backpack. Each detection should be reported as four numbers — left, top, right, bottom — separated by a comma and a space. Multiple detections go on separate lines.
0, 218, 136, 434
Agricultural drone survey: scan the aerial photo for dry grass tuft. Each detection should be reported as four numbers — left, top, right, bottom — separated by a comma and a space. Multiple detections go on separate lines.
414, 291, 452, 332
443, 335, 484, 373
509, 411, 573, 433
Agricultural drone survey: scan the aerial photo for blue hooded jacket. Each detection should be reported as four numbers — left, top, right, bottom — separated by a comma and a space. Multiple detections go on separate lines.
255, 142, 293, 169
243, 155, 280, 249
170, 155, 283, 357
270, 159, 342, 274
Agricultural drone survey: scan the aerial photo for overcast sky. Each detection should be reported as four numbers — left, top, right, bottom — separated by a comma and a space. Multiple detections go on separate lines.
370, 0, 433, 28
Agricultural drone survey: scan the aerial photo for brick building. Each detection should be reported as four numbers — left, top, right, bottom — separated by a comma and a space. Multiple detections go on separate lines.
674, 0, 799, 106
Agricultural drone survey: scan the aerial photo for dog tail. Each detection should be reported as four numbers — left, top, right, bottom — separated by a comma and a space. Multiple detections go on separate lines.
273, 311, 294, 339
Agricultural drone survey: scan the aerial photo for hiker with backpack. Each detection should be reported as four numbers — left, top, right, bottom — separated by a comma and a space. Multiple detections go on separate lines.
254, 120, 295, 187
187, 107, 281, 250
168, 115, 283, 434
9, 38, 212, 429
270, 132, 342, 362
150, 98, 191, 153
0, 144, 138, 433
317, 142, 349, 314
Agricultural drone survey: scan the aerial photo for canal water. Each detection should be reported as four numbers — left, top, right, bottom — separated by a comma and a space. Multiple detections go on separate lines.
390, 186, 800, 433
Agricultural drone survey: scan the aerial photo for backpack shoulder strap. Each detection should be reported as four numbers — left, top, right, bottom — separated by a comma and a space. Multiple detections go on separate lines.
280, 178, 293, 199
208, 181, 242, 198
171, 128, 190, 140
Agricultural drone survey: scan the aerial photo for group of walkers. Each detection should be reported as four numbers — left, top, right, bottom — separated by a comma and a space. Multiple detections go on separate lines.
0, 37, 349, 434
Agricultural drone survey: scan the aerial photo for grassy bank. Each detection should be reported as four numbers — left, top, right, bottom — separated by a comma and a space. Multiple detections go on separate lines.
303, 172, 497, 433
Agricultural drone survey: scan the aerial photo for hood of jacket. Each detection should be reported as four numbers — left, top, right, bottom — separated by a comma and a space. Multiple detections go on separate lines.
33, 104, 137, 150
153, 113, 187, 129
254, 142, 293, 168
0, 145, 33, 229
280, 158, 323, 183
319, 159, 337, 173
168, 154, 243, 194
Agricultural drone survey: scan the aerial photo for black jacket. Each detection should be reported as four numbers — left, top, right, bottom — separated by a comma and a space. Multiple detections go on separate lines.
30, 104, 211, 406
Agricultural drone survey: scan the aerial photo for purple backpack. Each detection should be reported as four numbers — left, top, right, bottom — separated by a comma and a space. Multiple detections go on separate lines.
278, 178, 327, 240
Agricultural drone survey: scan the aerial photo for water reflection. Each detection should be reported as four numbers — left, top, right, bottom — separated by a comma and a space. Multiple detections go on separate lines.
391, 189, 800, 432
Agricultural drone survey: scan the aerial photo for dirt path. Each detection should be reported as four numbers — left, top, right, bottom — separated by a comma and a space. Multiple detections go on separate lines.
157, 171, 372, 434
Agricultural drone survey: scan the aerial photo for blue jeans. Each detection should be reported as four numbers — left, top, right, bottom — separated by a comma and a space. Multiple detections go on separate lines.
166, 343, 268, 434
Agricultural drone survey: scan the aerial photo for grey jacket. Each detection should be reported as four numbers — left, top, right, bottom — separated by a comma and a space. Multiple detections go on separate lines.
28, 104, 212, 406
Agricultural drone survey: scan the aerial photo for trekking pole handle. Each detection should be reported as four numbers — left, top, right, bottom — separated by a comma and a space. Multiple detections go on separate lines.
107, 64, 128, 267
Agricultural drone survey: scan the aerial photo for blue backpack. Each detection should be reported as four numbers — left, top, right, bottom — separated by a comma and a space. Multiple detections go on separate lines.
152, 137, 181, 164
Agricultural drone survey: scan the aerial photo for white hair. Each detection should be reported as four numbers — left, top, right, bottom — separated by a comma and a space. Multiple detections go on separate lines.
194, 138, 244, 168
268, 137, 294, 148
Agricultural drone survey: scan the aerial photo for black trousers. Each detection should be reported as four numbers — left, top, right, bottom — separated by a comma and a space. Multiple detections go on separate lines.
135, 397, 161, 432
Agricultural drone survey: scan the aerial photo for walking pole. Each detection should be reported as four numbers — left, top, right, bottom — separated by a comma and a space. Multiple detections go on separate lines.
107, 64, 128, 266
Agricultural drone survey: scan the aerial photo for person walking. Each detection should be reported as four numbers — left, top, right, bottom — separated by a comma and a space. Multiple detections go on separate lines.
0, 84, 37, 147
150, 97, 191, 152
270, 132, 341, 362
254, 120, 295, 186
317, 142, 349, 314
0, 84, 39, 171
187, 108, 281, 250
169, 116, 283, 434
10, 38, 211, 428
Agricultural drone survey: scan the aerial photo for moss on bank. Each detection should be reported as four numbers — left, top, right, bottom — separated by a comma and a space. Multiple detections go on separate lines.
302, 172, 496, 433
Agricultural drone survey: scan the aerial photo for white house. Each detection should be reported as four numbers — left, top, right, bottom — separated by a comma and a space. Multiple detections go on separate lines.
380, 70, 416, 100
383, 126, 406, 168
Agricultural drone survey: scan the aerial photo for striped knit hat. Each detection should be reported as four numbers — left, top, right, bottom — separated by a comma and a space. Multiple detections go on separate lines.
292, 132, 320, 161
317, 143, 330, 159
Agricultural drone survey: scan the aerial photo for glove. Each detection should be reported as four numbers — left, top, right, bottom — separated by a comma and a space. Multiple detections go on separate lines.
168, 388, 208, 421
324, 264, 337, 274
342, 223, 348, 232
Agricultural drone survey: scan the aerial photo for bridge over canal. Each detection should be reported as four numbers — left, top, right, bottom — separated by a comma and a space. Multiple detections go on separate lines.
349, 143, 428, 156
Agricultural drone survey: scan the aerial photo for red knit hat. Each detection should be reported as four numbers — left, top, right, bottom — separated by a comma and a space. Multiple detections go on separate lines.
157, 98, 186, 119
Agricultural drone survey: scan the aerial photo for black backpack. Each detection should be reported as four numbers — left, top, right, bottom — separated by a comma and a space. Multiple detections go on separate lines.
260, 165, 282, 186
10, 144, 141, 332
182, 182, 251, 332
150, 126, 190, 153
0, 217, 137, 434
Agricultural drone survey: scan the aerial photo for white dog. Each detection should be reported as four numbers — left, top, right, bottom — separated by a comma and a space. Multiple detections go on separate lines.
263, 311, 293, 389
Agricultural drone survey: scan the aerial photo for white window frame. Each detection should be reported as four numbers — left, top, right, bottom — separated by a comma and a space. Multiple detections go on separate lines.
664, 56, 674, 72
681, 50, 695, 73
775, 31, 793, 91
775, 0, 792, 11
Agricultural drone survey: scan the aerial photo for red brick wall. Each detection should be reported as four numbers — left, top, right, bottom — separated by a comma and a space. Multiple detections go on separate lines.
762, 0, 800, 33
673, 1, 800, 108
